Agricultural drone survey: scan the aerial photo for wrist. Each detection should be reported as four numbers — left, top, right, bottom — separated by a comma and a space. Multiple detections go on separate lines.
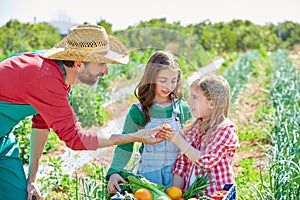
172, 134, 191, 153
27, 176, 37, 183
171, 133, 184, 146
134, 129, 147, 143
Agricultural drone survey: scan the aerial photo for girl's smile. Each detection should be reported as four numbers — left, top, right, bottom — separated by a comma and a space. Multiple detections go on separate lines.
155, 69, 179, 101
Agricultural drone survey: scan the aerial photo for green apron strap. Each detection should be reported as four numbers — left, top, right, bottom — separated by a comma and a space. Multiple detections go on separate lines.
1, 50, 47, 62
55, 60, 67, 80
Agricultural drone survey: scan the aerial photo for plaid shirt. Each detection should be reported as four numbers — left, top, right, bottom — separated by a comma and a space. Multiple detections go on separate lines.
173, 119, 239, 195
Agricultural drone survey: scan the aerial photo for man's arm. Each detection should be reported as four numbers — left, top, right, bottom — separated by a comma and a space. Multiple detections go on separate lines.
97, 127, 164, 148
27, 128, 49, 200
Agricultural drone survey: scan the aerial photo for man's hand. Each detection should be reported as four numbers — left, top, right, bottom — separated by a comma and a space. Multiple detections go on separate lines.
107, 173, 128, 194
27, 180, 42, 200
138, 127, 165, 145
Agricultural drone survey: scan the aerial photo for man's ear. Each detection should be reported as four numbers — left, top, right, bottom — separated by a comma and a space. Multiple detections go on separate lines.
74, 61, 82, 68
74, 61, 83, 73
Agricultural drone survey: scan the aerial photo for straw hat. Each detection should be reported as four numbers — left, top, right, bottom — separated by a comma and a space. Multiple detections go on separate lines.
44, 24, 129, 64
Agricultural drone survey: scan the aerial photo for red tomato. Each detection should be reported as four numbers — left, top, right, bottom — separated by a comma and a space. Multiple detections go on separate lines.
209, 190, 227, 200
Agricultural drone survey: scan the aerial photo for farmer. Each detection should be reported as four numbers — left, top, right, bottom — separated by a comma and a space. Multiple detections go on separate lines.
0, 24, 164, 200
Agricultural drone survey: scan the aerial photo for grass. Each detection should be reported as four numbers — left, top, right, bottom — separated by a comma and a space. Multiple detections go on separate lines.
237, 125, 270, 143
235, 158, 262, 199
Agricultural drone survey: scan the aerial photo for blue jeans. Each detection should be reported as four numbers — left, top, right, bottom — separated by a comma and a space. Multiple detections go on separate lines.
141, 162, 174, 189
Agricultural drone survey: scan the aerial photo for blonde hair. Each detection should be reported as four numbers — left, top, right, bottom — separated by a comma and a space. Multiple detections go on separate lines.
134, 50, 183, 125
184, 74, 231, 142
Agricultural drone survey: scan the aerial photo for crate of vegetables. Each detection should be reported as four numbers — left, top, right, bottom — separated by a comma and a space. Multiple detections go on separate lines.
109, 170, 172, 200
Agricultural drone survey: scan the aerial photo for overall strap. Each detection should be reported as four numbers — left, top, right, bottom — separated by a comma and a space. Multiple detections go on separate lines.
171, 99, 180, 118
136, 99, 181, 118
135, 102, 142, 110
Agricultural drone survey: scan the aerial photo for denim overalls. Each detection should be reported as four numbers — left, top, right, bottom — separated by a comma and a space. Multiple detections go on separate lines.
136, 100, 182, 188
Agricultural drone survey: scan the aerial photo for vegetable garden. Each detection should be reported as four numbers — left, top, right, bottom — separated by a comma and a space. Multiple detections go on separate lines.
1, 19, 299, 199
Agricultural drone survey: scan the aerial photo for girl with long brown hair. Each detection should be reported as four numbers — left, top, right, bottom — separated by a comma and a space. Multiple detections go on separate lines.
106, 50, 192, 193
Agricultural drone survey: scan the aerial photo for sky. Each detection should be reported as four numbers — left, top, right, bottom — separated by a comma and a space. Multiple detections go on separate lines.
1, 0, 299, 31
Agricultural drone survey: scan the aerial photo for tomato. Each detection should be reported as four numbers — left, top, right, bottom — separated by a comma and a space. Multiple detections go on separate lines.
209, 190, 227, 200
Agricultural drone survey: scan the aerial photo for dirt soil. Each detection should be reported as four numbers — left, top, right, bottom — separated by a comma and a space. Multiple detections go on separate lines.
230, 65, 270, 174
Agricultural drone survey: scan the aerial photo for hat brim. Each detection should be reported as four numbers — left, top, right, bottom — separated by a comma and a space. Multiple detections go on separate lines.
43, 35, 129, 64
44, 48, 129, 64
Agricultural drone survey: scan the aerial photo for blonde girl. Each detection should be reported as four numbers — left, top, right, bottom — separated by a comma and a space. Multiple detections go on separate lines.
160, 74, 240, 195
106, 50, 192, 194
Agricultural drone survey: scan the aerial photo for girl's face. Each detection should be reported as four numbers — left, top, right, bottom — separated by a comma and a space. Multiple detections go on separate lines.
155, 69, 179, 100
188, 87, 212, 119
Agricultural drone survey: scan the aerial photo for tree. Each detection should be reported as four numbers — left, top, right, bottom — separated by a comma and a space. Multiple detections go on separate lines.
97, 19, 113, 34
0, 20, 60, 57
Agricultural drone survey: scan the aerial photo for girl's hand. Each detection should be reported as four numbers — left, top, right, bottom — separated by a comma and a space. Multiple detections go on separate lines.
107, 173, 128, 194
157, 124, 177, 142
27, 180, 43, 200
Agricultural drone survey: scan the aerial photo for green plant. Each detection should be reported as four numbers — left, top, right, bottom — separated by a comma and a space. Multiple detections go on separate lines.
13, 117, 32, 163
13, 117, 61, 164
128, 175, 171, 200
182, 167, 213, 199
76, 164, 108, 200
70, 84, 110, 128
235, 158, 263, 200
37, 159, 109, 199
237, 125, 270, 144
256, 49, 300, 199
222, 50, 259, 105
38, 156, 77, 198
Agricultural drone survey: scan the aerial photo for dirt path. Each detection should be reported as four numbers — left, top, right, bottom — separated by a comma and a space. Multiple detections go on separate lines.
230, 64, 271, 175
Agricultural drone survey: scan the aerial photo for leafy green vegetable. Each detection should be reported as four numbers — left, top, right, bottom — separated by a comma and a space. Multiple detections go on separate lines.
119, 183, 131, 192
182, 167, 214, 199
119, 170, 137, 181
127, 175, 171, 200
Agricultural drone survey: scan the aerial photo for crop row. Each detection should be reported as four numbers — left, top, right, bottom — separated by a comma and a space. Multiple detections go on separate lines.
258, 50, 300, 199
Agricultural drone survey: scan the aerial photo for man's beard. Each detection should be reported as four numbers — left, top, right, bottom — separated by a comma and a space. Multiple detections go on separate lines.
77, 68, 102, 86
